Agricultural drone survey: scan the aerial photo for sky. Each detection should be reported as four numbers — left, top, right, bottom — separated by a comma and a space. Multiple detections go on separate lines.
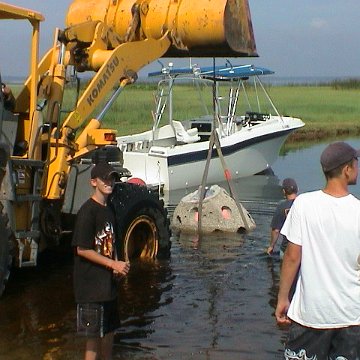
0, 0, 359, 79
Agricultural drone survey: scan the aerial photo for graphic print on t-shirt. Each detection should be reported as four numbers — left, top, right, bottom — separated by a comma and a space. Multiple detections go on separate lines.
94, 222, 114, 258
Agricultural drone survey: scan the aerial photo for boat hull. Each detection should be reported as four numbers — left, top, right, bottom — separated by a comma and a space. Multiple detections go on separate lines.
120, 117, 303, 191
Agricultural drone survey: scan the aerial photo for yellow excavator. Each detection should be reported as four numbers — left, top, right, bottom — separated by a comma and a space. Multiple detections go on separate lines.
0, 0, 257, 296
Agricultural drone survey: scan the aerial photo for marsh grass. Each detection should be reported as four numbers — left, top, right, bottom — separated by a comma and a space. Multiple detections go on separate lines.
11, 81, 360, 142
329, 78, 360, 90
103, 83, 360, 141
270, 86, 360, 138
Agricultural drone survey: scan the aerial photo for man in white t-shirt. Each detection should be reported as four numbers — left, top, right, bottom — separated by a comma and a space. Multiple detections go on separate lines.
275, 141, 360, 360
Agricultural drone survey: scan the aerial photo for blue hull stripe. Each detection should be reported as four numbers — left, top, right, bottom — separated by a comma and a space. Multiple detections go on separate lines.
167, 128, 294, 167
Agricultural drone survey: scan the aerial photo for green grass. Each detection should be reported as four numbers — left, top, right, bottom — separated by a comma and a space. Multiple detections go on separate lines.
269, 86, 360, 125
261, 86, 360, 142
96, 84, 159, 135
11, 81, 360, 141
105, 84, 360, 141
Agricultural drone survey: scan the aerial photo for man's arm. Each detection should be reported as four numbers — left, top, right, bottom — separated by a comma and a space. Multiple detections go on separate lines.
275, 242, 301, 327
266, 228, 280, 255
76, 247, 130, 275
267, 203, 284, 255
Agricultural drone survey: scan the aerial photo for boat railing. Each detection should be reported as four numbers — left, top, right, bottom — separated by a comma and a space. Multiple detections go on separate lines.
149, 64, 287, 141
255, 75, 285, 125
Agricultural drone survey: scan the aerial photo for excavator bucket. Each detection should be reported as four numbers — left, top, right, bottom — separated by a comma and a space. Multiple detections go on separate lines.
66, 0, 257, 57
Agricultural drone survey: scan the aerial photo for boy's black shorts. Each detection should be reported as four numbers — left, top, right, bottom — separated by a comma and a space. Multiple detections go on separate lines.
76, 299, 120, 338
285, 321, 360, 360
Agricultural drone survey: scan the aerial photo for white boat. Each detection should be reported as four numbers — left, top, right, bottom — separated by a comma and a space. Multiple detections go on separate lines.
117, 64, 305, 191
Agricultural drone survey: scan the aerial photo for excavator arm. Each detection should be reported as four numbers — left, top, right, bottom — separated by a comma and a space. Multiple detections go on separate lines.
44, 34, 171, 199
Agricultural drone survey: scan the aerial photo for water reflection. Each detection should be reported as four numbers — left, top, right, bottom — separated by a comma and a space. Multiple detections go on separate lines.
112, 195, 286, 359
0, 249, 76, 359
116, 260, 174, 341
274, 138, 360, 197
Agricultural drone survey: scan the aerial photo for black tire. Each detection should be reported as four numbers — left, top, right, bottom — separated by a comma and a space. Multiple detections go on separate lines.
0, 203, 13, 297
109, 183, 171, 260
39, 200, 62, 247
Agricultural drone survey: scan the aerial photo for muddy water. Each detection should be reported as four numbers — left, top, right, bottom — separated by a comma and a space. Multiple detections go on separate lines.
1, 139, 360, 360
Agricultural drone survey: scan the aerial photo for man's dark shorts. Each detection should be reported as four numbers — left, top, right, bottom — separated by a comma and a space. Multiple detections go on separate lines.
76, 299, 120, 338
284, 321, 360, 360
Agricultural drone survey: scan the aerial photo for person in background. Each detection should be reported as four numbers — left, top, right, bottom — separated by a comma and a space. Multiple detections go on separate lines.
1, 83, 15, 112
275, 141, 360, 359
72, 162, 130, 360
266, 178, 298, 258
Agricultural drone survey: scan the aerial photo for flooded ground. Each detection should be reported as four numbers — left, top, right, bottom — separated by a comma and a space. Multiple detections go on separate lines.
1, 138, 360, 359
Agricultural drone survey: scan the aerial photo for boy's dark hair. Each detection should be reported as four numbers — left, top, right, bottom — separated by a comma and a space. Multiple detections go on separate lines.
282, 178, 298, 195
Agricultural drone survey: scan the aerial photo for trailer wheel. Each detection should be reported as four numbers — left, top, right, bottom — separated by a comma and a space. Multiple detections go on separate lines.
0, 203, 14, 297
109, 183, 171, 260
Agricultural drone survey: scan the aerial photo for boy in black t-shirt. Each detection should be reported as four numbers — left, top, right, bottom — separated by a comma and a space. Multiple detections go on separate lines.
72, 162, 130, 360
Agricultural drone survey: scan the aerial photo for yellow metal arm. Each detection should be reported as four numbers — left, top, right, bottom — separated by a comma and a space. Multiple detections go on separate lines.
45, 35, 171, 200
63, 35, 171, 130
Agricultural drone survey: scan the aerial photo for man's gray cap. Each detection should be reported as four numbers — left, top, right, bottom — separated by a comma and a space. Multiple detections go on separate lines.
320, 141, 360, 172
